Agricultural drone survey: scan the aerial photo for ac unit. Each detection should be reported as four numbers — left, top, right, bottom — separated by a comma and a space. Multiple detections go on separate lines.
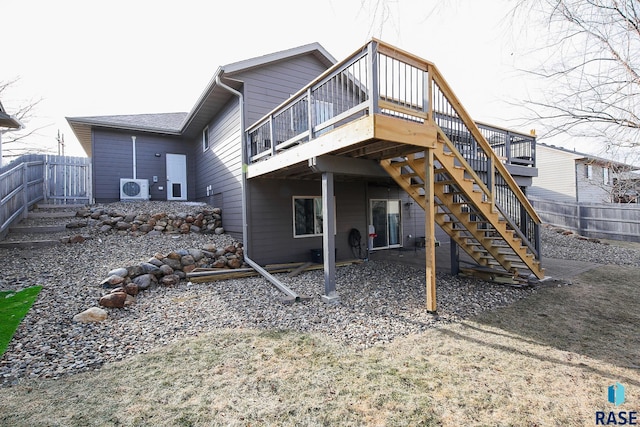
120, 178, 150, 200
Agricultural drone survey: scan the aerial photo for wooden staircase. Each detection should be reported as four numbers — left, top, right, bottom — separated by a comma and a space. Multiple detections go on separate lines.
381, 127, 544, 279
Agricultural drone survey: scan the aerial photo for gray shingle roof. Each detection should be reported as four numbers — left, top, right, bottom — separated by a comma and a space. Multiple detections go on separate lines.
68, 112, 187, 133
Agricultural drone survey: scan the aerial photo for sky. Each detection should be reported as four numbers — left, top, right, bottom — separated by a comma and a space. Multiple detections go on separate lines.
2, 0, 558, 159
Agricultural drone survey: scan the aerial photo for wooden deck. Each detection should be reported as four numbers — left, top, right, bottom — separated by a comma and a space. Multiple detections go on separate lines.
244, 39, 544, 310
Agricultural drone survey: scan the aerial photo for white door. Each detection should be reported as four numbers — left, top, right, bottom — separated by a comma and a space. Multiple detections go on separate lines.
166, 153, 187, 200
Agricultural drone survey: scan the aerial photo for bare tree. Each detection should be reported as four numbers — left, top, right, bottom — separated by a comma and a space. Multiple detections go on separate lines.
513, 0, 640, 159
0, 77, 51, 160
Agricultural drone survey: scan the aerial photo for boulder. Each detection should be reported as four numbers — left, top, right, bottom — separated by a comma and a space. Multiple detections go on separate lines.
160, 274, 180, 286
73, 307, 108, 323
124, 283, 139, 296
163, 257, 182, 271
107, 267, 128, 278
188, 249, 204, 262
159, 264, 174, 276
133, 274, 156, 291
101, 275, 126, 288
180, 255, 195, 267
126, 265, 145, 278
99, 292, 128, 308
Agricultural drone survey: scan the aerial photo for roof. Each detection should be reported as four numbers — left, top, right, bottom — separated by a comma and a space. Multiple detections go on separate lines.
538, 142, 640, 170
0, 100, 22, 129
66, 42, 336, 157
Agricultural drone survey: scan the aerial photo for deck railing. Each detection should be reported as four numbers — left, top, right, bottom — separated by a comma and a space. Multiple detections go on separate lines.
246, 39, 541, 257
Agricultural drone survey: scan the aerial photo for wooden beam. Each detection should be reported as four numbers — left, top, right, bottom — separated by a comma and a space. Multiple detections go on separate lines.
374, 114, 437, 148
424, 148, 437, 313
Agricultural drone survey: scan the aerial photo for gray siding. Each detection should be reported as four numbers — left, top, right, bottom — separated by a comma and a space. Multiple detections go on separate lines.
576, 161, 613, 203
233, 55, 330, 128
248, 179, 369, 265
92, 129, 190, 202
193, 99, 243, 236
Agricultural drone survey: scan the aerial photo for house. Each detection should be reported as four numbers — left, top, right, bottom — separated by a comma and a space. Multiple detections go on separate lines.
68, 39, 544, 310
0, 100, 23, 165
529, 143, 640, 203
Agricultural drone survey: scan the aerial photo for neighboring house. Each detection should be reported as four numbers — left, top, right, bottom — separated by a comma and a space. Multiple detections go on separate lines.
68, 39, 544, 308
0, 100, 23, 165
529, 143, 640, 203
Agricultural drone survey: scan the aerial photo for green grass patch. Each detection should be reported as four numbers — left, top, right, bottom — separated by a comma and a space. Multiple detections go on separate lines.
0, 286, 41, 356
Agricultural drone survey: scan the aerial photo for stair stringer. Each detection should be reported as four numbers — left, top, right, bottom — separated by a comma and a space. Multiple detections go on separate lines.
380, 139, 544, 278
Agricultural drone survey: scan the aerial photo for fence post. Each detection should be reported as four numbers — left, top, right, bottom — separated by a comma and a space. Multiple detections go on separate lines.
21, 162, 28, 219
44, 155, 49, 204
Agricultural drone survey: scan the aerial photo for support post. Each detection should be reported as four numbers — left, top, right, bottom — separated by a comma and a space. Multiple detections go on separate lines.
450, 235, 460, 276
321, 172, 338, 303
424, 149, 437, 313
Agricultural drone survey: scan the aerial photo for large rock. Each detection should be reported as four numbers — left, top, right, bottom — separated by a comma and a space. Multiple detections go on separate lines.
133, 274, 156, 291
107, 267, 128, 278
126, 265, 145, 278
188, 249, 204, 262
160, 274, 180, 286
99, 292, 128, 308
227, 258, 242, 269
140, 262, 161, 276
159, 264, 174, 276
73, 307, 108, 323
180, 255, 195, 267
124, 283, 139, 296
101, 275, 126, 288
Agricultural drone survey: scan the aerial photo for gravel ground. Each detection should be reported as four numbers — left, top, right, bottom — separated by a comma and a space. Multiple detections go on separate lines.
1, 202, 638, 387
540, 225, 640, 266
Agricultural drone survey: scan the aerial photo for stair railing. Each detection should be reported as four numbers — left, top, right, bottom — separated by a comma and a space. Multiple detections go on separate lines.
427, 63, 542, 257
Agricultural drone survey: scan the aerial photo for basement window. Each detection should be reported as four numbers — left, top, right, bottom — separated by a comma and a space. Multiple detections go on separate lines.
292, 196, 336, 238
293, 196, 323, 237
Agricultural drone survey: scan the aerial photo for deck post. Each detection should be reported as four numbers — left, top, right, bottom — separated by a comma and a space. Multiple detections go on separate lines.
450, 235, 460, 276
424, 149, 437, 313
321, 171, 339, 303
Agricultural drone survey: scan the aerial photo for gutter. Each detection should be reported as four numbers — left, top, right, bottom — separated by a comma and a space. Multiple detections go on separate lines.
215, 75, 300, 301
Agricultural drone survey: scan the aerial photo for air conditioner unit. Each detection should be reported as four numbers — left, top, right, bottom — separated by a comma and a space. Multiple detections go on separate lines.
120, 178, 150, 200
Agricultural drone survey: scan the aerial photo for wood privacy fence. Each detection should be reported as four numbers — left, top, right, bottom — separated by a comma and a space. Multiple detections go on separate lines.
0, 154, 92, 238
529, 197, 640, 243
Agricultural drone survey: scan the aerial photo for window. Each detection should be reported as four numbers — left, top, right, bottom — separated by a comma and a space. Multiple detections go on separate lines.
603, 167, 610, 184
586, 164, 593, 180
202, 127, 210, 152
293, 197, 323, 237
292, 196, 336, 238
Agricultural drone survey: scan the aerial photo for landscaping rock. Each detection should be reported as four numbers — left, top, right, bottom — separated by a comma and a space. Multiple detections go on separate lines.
72, 307, 108, 323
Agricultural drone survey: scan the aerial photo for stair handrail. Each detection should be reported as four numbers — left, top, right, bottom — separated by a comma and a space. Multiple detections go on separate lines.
425, 62, 541, 225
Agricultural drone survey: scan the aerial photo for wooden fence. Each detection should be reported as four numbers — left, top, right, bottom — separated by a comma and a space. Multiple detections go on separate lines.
0, 154, 91, 238
529, 197, 640, 243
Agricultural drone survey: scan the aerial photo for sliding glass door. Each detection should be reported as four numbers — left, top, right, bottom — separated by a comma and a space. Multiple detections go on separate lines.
370, 199, 402, 249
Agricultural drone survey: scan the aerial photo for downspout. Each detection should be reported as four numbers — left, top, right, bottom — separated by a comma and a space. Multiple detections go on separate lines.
131, 136, 137, 179
215, 75, 299, 301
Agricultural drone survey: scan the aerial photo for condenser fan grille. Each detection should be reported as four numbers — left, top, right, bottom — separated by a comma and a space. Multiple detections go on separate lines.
122, 181, 141, 196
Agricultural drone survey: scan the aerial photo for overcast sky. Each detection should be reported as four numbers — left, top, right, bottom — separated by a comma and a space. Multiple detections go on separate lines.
3, 0, 553, 158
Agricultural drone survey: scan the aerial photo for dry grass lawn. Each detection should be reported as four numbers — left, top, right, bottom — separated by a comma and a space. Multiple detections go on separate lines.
0, 265, 638, 426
